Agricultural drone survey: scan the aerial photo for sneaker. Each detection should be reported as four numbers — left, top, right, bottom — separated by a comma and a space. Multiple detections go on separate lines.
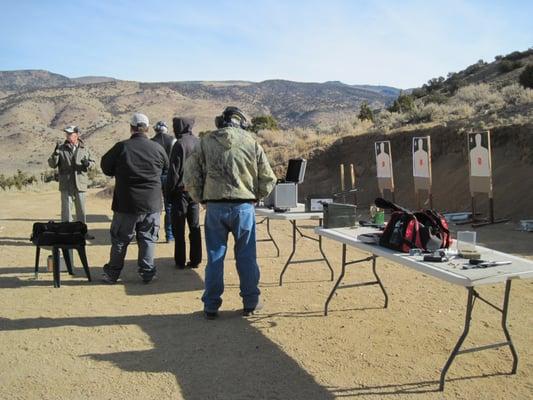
243, 300, 264, 317
175, 264, 186, 270
186, 262, 200, 269
85, 233, 95, 240
101, 272, 118, 284
204, 311, 219, 320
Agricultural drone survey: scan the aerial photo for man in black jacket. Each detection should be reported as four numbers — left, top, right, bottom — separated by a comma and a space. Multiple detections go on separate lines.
165, 117, 202, 269
100, 113, 169, 283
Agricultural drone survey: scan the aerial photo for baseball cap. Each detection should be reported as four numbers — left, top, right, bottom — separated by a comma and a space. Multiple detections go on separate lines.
63, 125, 79, 134
130, 112, 149, 128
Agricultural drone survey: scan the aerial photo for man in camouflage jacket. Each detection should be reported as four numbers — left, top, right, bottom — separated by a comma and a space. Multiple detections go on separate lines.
184, 106, 277, 319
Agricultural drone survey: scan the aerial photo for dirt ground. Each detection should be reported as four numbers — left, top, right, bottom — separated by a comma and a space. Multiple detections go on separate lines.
0, 189, 532, 400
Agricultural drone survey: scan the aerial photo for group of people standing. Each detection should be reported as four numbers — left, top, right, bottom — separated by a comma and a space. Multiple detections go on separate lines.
48, 107, 277, 319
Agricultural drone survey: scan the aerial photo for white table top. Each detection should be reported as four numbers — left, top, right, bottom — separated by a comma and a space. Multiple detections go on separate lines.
255, 204, 323, 221
316, 226, 533, 287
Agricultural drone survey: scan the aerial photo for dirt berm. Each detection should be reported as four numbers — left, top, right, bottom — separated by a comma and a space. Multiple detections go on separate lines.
300, 122, 533, 220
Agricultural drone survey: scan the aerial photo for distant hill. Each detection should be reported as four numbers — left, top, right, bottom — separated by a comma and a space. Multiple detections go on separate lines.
0, 70, 73, 92
72, 76, 117, 84
0, 71, 399, 174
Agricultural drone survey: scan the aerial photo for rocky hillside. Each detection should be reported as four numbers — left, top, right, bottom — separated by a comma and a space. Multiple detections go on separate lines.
0, 70, 73, 93
0, 71, 399, 174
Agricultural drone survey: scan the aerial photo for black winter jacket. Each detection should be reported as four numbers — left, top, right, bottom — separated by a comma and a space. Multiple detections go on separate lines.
101, 133, 169, 213
166, 118, 199, 198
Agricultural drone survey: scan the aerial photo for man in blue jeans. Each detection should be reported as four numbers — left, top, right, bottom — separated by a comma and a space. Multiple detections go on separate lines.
100, 113, 169, 283
184, 107, 276, 319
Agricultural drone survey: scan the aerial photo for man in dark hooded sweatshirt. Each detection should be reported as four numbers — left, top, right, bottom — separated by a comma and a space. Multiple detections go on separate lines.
166, 117, 202, 269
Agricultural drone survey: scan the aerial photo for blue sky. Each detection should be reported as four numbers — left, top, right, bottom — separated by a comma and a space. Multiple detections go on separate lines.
1, 0, 531, 88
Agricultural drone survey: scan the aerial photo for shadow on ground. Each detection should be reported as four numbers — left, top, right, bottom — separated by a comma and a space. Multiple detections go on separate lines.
0, 313, 335, 400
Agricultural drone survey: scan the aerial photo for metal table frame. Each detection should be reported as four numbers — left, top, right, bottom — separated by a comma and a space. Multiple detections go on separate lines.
256, 217, 280, 257
278, 218, 334, 286
255, 207, 334, 286
316, 226, 530, 391
324, 245, 387, 315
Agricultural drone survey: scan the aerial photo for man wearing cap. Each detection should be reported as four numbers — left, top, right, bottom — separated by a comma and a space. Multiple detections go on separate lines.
183, 106, 277, 319
151, 120, 176, 242
100, 113, 169, 284
48, 125, 95, 236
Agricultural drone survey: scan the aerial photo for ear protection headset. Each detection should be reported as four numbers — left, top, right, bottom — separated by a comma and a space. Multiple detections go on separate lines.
215, 107, 249, 129
154, 121, 168, 134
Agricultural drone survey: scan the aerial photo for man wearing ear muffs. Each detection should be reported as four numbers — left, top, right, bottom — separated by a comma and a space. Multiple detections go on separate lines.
183, 106, 277, 320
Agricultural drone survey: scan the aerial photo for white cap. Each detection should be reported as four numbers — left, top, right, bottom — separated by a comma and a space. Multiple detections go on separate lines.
64, 125, 79, 134
130, 112, 149, 128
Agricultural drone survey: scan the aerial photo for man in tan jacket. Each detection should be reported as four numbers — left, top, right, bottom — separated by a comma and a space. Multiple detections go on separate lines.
48, 126, 94, 237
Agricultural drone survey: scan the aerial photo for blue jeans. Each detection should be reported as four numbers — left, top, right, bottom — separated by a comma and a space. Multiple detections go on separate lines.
202, 202, 260, 312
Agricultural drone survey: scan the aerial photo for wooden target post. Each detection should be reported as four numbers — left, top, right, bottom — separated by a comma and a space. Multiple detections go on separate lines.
458, 131, 509, 227
375, 140, 395, 203
412, 136, 433, 208
335, 163, 358, 205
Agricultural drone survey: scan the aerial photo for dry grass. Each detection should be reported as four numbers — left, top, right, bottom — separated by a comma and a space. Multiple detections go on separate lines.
257, 120, 372, 174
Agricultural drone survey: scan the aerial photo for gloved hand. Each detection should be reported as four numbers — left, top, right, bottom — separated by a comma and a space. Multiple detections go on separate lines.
81, 158, 91, 169
54, 140, 63, 152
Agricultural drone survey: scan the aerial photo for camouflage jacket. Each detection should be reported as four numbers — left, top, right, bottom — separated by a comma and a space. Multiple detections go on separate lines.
48, 139, 95, 192
183, 126, 277, 203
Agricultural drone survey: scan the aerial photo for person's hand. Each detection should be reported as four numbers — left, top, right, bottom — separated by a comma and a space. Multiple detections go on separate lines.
54, 140, 62, 152
81, 158, 90, 169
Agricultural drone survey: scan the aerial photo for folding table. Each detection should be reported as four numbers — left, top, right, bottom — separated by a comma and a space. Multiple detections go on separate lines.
315, 226, 533, 391
255, 205, 333, 285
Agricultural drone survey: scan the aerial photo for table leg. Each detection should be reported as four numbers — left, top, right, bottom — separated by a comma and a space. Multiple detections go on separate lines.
502, 280, 518, 373
279, 219, 334, 286
439, 280, 518, 391
372, 256, 388, 308
266, 218, 280, 257
52, 247, 61, 288
324, 244, 348, 315
279, 221, 297, 286
319, 234, 334, 281
324, 246, 377, 316
439, 288, 474, 390
34, 246, 40, 278
257, 217, 280, 257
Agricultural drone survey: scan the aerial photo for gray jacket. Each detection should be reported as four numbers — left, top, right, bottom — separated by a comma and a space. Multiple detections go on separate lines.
48, 139, 94, 192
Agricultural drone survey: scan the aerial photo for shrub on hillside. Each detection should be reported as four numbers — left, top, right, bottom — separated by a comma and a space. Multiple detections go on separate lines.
0, 170, 37, 190
423, 76, 445, 93
498, 60, 523, 73
411, 87, 427, 98
503, 49, 532, 61
463, 60, 486, 76
358, 102, 374, 122
501, 83, 533, 105
454, 84, 505, 110
250, 115, 279, 132
373, 110, 407, 130
424, 92, 449, 104
519, 65, 533, 89
388, 93, 415, 113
